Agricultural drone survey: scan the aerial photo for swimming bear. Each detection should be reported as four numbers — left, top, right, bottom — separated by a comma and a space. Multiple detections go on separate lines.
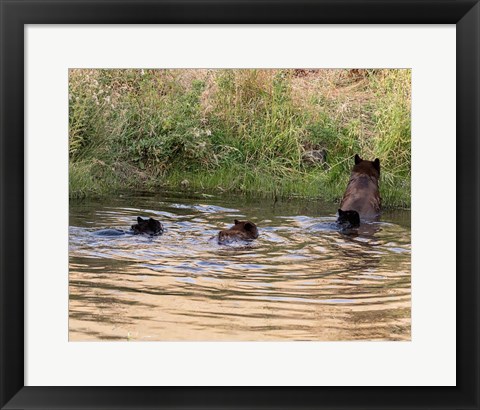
94, 217, 163, 236
131, 217, 164, 235
337, 209, 360, 229
218, 219, 259, 244
339, 154, 381, 219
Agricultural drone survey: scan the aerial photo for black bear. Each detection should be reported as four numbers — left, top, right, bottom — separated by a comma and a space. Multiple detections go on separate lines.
339, 154, 381, 219
131, 217, 164, 236
337, 209, 360, 229
218, 219, 259, 244
94, 217, 163, 237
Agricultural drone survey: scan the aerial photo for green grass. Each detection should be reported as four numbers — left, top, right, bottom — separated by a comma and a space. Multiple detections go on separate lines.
69, 69, 411, 208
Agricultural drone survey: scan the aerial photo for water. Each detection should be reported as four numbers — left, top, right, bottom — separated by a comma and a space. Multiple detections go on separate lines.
69, 191, 411, 341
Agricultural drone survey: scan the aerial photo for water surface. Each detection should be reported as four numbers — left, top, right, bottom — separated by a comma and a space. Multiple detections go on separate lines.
69, 192, 411, 341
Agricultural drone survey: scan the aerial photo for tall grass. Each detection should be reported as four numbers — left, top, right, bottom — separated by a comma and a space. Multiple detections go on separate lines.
69, 69, 411, 208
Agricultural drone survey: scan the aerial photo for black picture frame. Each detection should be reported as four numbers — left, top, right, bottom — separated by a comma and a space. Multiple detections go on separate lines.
1, 1, 479, 409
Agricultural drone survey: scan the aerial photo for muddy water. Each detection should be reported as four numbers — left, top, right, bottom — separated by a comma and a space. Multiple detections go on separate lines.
69, 192, 411, 341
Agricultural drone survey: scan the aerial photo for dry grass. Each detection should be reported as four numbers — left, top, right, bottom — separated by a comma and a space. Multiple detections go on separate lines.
69, 68, 411, 207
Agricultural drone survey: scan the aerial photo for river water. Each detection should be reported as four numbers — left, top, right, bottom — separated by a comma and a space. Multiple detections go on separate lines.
69, 191, 411, 341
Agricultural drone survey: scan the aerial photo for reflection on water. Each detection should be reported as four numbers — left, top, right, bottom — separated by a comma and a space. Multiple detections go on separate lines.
69, 192, 411, 341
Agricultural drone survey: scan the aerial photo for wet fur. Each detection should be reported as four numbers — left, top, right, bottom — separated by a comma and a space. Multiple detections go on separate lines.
339, 154, 381, 219
131, 217, 164, 236
94, 228, 128, 236
218, 219, 259, 244
337, 209, 360, 229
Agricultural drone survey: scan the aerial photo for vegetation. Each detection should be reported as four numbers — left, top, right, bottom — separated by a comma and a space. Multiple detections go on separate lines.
69, 69, 411, 208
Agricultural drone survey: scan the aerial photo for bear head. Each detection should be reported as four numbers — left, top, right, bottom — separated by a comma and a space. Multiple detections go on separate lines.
353, 154, 380, 178
337, 209, 360, 228
230, 219, 259, 239
131, 217, 163, 236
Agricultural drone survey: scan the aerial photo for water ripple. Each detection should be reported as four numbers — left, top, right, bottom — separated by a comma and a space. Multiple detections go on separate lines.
69, 193, 411, 341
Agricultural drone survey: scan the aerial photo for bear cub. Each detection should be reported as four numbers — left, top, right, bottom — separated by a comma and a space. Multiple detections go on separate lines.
337, 209, 360, 229
131, 217, 164, 236
339, 154, 381, 219
218, 219, 259, 244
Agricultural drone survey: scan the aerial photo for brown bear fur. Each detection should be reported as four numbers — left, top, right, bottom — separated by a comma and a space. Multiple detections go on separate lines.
218, 219, 259, 244
339, 154, 381, 219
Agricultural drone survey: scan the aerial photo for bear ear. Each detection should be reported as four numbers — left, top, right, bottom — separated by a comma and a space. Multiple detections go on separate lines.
137, 217, 143, 224
338, 209, 344, 215
234, 219, 240, 225
245, 222, 254, 230
373, 158, 380, 173
354, 154, 362, 164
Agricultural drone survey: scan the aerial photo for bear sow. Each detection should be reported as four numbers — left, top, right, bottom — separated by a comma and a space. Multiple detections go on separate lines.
339, 154, 381, 219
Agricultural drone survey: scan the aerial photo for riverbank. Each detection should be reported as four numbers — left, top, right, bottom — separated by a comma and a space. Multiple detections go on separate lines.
69, 69, 411, 208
